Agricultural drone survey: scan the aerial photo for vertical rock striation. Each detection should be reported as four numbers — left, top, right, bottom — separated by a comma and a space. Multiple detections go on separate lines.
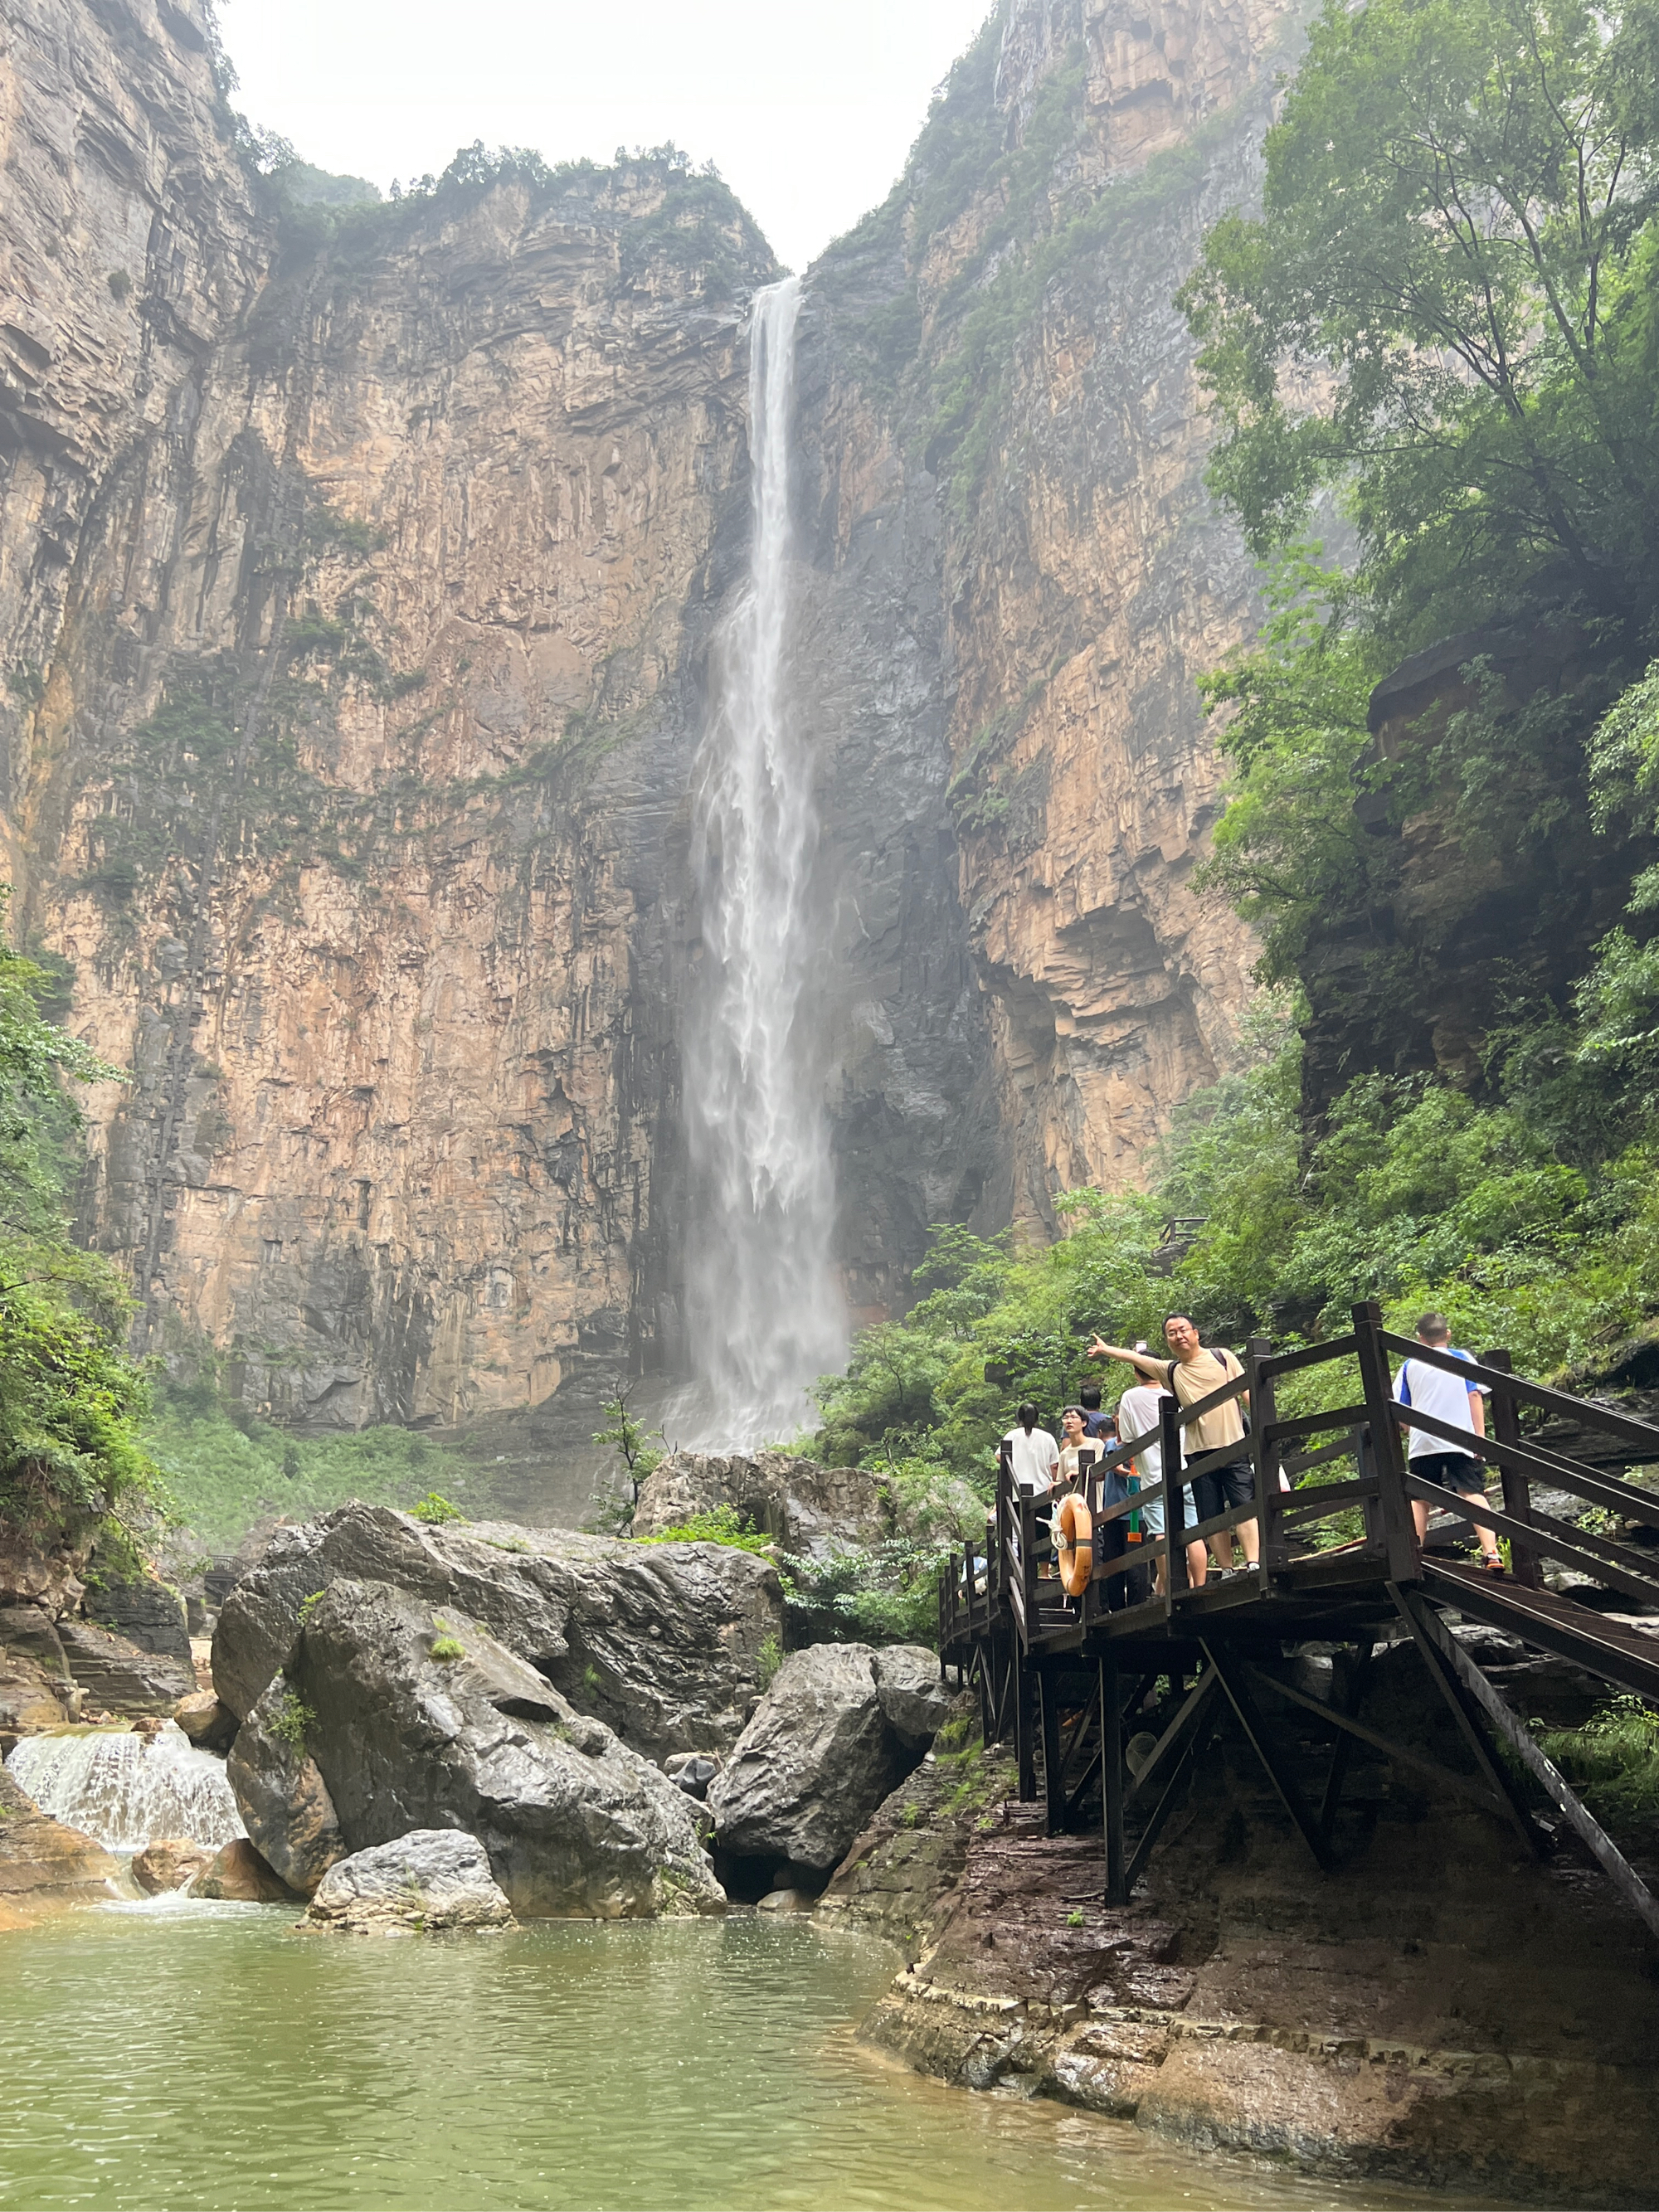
0, 0, 1291, 1444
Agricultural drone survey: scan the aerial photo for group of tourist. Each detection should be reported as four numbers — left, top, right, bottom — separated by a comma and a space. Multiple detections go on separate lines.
996, 1309, 1501, 1597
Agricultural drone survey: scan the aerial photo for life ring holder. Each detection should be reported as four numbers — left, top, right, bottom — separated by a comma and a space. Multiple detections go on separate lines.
1055, 1490, 1094, 1597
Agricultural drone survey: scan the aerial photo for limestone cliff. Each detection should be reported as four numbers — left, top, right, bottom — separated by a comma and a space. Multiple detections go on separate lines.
0, 0, 1288, 1437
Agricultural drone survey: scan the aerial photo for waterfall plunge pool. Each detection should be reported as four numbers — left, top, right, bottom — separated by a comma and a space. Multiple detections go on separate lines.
0, 1907, 1496, 2212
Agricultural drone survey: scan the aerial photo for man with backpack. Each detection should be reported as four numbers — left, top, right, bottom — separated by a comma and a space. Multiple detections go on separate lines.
1087, 1315, 1257, 1578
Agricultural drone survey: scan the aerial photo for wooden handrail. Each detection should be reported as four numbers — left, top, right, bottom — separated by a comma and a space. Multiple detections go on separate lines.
1379, 1330, 1659, 1458
1259, 1332, 1358, 1378
1387, 1401, 1659, 1529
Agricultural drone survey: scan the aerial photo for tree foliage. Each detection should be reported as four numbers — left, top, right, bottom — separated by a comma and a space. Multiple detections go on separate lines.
1181, 0, 1659, 639
0, 916, 161, 1555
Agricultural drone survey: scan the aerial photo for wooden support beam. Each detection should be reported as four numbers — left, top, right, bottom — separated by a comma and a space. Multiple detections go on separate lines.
1204, 1640, 1333, 1873
1124, 1678, 1221, 1893
1387, 1585, 1542, 1858
1401, 1592, 1659, 1942
1317, 1641, 1374, 1851
1125, 1669, 1219, 1810
1014, 1644, 1037, 1803
1102, 1654, 1126, 1906
1040, 1669, 1065, 1837
1245, 1655, 1506, 1819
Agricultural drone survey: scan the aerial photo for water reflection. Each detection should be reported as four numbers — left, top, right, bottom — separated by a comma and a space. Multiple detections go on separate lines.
0, 1909, 1499, 2212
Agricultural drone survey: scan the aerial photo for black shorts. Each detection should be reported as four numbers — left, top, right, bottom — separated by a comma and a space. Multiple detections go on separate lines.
1412, 1452, 1486, 1495
1191, 1458, 1254, 1527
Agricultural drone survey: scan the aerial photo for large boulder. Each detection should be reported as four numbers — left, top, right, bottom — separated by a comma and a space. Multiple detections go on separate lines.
131, 1838, 212, 1895
193, 1838, 302, 1903
634, 1450, 890, 1560
226, 1687, 348, 1897
707, 1643, 942, 1874
304, 1831, 514, 1935
0, 1767, 118, 1928
212, 1505, 781, 1763
246, 1578, 724, 1918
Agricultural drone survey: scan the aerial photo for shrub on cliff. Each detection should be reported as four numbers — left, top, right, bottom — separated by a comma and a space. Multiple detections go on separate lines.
0, 916, 162, 1558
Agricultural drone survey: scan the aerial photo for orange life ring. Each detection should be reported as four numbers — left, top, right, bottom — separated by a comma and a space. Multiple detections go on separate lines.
1055, 1491, 1093, 1597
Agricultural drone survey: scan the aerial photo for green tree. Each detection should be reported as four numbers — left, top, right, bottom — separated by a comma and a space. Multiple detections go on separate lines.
0, 916, 162, 1554
1180, 0, 1659, 639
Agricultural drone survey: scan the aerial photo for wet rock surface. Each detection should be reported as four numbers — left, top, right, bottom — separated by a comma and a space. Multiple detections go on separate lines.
85, 1574, 192, 1668
193, 1838, 304, 1904
708, 1644, 940, 1873
212, 1505, 781, 1763
56, 1621, 193, 1717
226, 1689, 348, 1898
131, 1838, 212, 1895
275, 1578, 724, 1919
634, 1451, 890, 1558
854, 1645, 1659, 2205
173, 1690, 237, 1753
304, 1830, 515, 1935
0, 1767, 117, 1928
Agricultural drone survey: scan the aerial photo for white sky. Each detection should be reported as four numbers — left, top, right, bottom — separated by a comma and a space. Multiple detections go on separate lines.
216, 0, 999, 272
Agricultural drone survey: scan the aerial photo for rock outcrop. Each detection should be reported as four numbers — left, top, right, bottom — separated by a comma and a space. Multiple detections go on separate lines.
212, 1504, 781, 1762
304, 1830, 515, 1935
707, 1642, 942, 1874
56, 1621, 192, 1716
0, 0, 1293, 1444
633, 1451, 889, 1557
131, 1837, 212, 1894
193, 1837, 303, 1903
251, 1578, 724, 1918
0, 1606, 77, 1750
0, 1767, 118, 1928
226, 1685, 348, 1897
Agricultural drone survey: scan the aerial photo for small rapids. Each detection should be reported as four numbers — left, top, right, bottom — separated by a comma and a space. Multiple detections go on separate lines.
5, 1722, 245, 1851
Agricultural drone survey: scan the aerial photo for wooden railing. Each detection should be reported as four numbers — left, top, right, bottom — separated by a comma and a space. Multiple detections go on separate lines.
939, 1300, 1659, 1666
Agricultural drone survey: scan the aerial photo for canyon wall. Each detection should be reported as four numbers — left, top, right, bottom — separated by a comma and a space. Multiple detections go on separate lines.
0, 0, 1291, 1436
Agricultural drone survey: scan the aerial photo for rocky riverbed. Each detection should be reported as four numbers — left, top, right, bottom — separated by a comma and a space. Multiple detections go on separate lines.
5, 1471, 1659, 2202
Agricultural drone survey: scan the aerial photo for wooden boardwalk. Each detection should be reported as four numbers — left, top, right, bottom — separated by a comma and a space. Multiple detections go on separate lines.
938, 1302, 1659, 1934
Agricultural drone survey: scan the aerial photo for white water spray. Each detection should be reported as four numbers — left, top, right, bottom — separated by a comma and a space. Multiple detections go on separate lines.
6, 1723, 245, 1852
680, 277, 845, 1447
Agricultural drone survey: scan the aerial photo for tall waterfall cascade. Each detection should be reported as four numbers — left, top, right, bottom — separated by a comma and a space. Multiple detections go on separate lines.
6, 1723, 246, 1853
680, 277, 846, 1449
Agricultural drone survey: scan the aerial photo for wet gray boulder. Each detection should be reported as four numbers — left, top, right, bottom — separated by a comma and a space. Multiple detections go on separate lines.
871, 1645, 951, 1745
226, 1685, 348, 1897
706, 1643, 941, 1874
212, 1504, 781, 1762
261, 1577, 724, 1918
304, 1830, 514, 1935
634, 1450, 889, 1561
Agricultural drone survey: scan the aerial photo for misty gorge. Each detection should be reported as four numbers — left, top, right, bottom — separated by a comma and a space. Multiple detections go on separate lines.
8, 0, 1659, 2205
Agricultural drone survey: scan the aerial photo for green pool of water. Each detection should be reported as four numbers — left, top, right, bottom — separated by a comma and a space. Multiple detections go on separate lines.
0, 1903, 1477, 2210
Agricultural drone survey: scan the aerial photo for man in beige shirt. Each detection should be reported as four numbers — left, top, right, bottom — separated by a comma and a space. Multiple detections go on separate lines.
1087, 1315, 1257, 1578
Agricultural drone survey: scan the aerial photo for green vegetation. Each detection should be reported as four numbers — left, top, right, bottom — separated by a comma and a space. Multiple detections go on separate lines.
635, 1505, 771, 1553
267, 1685, 315, 1753
589, 1389, 667, 1534
411, 1492, 466, 1526
780, 1536, 953, 1646
429, 1624, 466, 1662
1180, 0, 1659, 647
1539, 1696, 1659, 1829
144, 1388, 472, 1553
0, 916, 162, 1564
756, 1631, 783, 1693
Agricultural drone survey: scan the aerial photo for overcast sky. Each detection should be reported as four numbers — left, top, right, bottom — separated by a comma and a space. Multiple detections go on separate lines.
217, 0, 999, 273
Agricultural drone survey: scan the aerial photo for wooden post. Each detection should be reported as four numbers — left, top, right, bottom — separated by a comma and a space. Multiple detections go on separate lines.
1102, 1653, 1127, 1905
1015, 1646, 1037, 1803
1248, 1331, 1277, 1595
1040, 1669, 1064, 1835
1160, 1392, 1188, 1603
1353, 1300, 1418, 1583
1484, 1349, 1540, 1589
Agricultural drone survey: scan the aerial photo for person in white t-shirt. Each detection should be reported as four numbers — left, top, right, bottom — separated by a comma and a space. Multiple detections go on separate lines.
1000, 1402, 1060, 1495
1115, 1376, 1211, 1596
1395, 1312, 1501, 1571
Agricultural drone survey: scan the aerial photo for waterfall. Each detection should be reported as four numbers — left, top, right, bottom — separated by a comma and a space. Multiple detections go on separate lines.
679, 275, 845, 1449
6, 1723, 246, 1852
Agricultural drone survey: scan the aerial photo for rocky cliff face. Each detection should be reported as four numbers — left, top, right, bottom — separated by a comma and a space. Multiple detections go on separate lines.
0, 0, 1287, 1439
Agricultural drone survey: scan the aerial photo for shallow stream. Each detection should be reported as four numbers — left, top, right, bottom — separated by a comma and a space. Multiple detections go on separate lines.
0, 1904, 1498, 2211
